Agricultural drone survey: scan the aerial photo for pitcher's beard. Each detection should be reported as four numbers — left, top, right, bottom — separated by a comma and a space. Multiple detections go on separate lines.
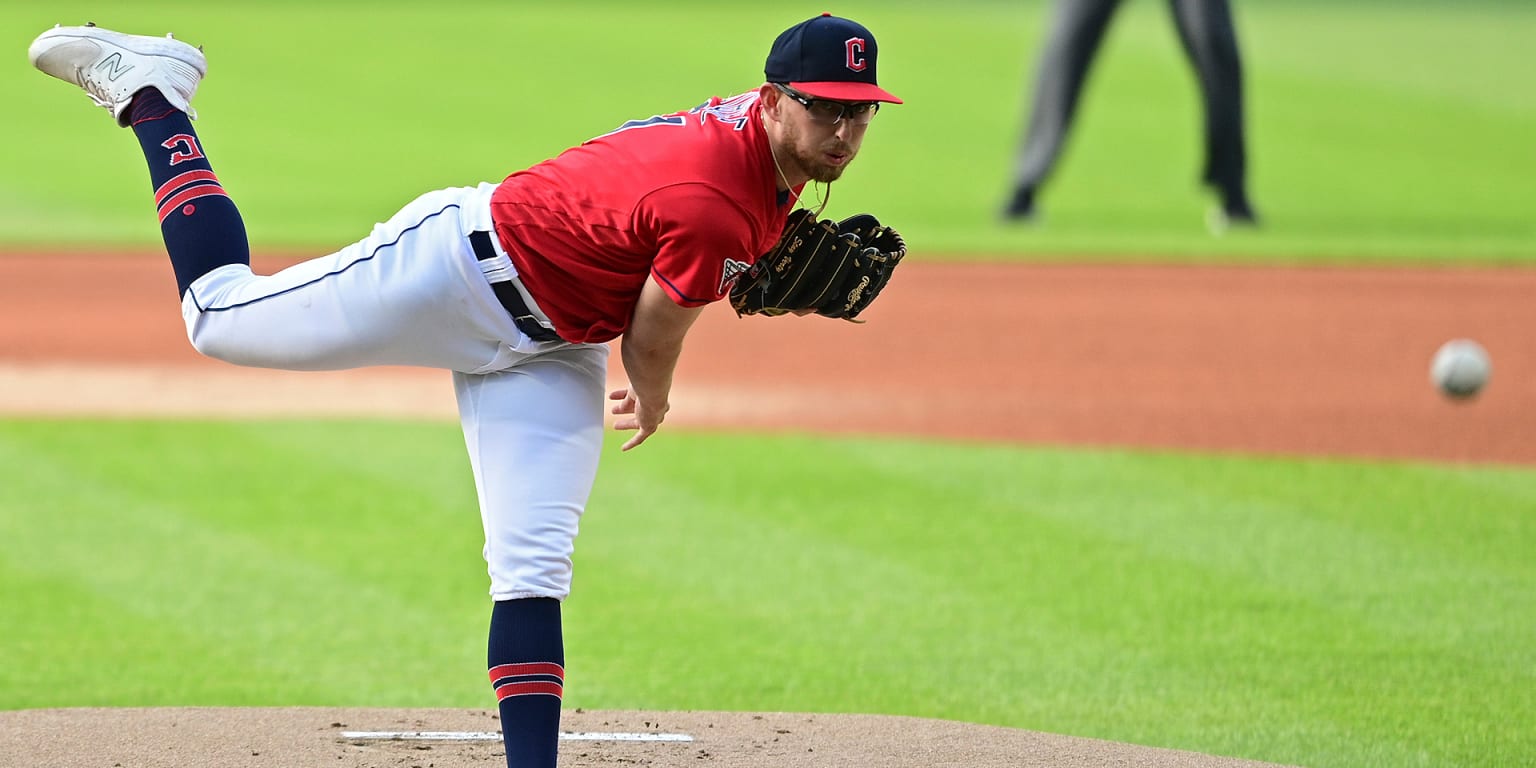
792, 146, 852, 183
806, 163, 845, 183
769, 115, 857, 185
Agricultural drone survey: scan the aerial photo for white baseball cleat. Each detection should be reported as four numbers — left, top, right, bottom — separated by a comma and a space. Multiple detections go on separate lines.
29, 23, 206, 127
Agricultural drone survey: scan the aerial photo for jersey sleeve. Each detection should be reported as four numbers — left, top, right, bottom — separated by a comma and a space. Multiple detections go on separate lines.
633, 183, 761, 307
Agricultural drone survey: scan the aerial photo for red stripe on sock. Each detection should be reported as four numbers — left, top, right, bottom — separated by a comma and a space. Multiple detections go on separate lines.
129, 107, 181, 127
154, 170, 220, 206
156, 185, 228, 223
493, 680, 564, 701
488, 662, 565, 683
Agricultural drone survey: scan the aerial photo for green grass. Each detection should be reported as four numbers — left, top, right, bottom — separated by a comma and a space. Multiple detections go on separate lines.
2, 0, 1533, 261
1, 420, 1533, 768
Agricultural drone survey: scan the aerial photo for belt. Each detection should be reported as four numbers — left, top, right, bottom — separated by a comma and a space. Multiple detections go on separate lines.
469, 230, 562, 343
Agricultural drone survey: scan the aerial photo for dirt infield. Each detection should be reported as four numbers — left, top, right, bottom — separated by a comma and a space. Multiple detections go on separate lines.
0, 707, 1301, 768
3, 252, 1533, 463
3, 251, 1531, 767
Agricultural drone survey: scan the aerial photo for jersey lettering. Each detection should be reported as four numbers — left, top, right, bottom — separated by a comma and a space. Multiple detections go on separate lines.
602, 114, 687, 137
604, 93, 762, 140
693, 93, 758, 131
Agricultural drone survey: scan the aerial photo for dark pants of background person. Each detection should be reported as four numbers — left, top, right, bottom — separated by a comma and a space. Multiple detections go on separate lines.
1005, 0, 1255, 222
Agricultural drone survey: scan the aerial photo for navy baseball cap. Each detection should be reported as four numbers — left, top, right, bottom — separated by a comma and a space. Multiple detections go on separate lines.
765, 13, 902, 104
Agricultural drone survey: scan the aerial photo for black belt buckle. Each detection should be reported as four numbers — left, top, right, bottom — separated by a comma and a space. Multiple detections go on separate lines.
469, 230, 562, 343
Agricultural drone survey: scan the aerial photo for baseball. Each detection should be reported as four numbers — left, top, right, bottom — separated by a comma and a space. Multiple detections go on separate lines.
1430, 339, 1491, 400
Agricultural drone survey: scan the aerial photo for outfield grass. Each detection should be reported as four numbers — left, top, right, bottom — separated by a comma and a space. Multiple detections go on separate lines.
1, 421, 1532, 768
2, 0, 1532, 260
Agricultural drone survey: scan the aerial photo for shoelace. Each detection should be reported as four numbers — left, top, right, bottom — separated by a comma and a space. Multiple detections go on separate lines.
74, 66, 115, 109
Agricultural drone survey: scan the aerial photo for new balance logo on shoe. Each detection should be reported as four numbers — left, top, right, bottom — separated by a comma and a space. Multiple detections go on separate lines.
95, 52, 134, 81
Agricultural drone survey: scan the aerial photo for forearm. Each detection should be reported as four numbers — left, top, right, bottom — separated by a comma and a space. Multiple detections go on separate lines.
619, 331, 684, 412
609, 277, 704, 450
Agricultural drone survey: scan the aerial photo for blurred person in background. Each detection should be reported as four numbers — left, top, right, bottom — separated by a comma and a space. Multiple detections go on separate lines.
1002, 0, 1258, 230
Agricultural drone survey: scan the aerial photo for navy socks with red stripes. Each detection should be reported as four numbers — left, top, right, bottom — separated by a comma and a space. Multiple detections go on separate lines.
127, 88, 249, 296
488, 598, 565, 768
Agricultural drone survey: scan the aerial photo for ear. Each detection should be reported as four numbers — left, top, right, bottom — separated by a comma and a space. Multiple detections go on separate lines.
758, 83, 781, 120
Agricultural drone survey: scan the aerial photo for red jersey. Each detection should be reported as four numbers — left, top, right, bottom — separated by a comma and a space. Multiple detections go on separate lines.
490, 92, 798, 344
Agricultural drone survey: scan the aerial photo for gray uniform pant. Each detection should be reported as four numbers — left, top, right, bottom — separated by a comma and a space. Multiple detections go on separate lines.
1010, 0, 1249, 197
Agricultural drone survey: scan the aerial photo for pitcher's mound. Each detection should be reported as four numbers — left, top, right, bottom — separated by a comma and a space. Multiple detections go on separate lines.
2, 707, 1300, 767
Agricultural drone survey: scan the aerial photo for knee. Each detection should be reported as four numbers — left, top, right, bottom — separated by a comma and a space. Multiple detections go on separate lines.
185, 316, 289, 368
186, 319, 233, 362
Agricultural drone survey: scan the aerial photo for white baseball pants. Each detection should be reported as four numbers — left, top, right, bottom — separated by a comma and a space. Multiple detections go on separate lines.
180, 183, 610, 601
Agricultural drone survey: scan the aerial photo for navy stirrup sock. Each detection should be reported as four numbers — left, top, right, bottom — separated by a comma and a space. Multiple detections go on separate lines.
488, 598, 565, 768
127, 88, 249, 296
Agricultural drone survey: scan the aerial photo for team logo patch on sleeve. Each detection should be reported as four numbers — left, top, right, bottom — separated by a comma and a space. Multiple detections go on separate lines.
719, 258, 751, 294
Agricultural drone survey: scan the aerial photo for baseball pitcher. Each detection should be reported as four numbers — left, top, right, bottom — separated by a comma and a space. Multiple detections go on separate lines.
28, 13, 904, 768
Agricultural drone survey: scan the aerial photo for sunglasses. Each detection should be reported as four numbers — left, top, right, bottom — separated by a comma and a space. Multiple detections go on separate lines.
772, 83, 880, 126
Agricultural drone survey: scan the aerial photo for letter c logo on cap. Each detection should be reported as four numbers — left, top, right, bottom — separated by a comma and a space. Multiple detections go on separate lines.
845, 37, 867, 72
